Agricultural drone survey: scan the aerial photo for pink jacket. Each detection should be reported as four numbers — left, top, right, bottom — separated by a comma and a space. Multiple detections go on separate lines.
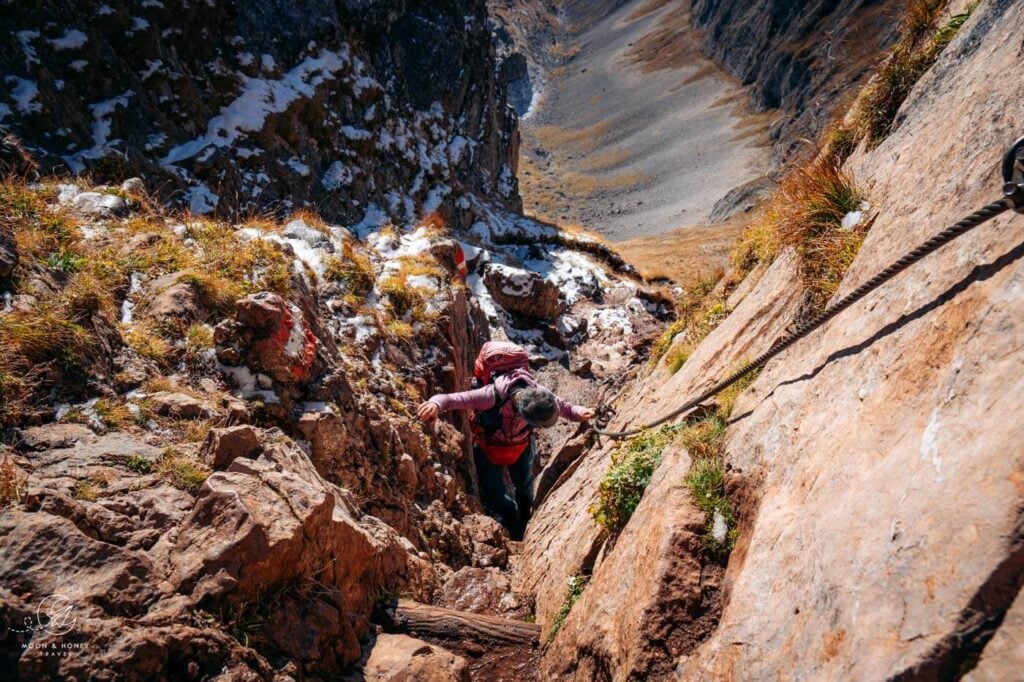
429, 369, 589, 446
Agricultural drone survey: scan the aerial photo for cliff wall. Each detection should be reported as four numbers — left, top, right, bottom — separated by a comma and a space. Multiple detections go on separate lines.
0, 0, 520, 220
689, 0, 904, 159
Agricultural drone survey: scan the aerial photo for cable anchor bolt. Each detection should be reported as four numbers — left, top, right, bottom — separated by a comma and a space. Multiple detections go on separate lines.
1002, 136, 1024, 213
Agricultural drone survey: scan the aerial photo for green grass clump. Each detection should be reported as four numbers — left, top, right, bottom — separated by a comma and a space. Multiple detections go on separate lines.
679, 367, 762, 555
157, 448, 210, 494
685, 455, 738, 555
45, 248, 85, 273
590, 424, 680, 533
125, 454, 153, 474
547, 573, 590, 644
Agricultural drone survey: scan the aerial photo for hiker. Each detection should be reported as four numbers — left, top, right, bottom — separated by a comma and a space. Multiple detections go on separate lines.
417, 341, 595, 539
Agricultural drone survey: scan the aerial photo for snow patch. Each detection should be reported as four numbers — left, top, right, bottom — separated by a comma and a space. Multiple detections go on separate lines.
321, 161, 354, 190
16, 30, 39, 68
711, 510, 728, 544
140, 59, 163, 81
63, 91, 134, 172
50, 29, 88, 50
9, 78, 41, 114
282, 302, 309, 359
185, 184, 219, 214
284, 156, 310, 176
162, 48, 351, 165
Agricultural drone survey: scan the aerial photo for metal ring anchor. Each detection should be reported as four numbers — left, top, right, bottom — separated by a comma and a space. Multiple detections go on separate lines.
1002, 136, 1024, 212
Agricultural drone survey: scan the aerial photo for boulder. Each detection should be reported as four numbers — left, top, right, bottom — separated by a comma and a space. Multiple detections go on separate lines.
170, 441, 410, 670
200, 425, 262, 469
282, 219, 334, 252
435, 566, 533, 620
117, 232, 162, 258
484, 264, 564, 320
396, 453, 418, 494
0, 510, 161, 618
362, 634, 469, 682
147, 392, 214, 420
231, 292, 320, 384
15, 423, 94, 451
120, 177, 146, 195
139, 273, 204, 324
460, 514, 509, 569
66, 190, 129, 218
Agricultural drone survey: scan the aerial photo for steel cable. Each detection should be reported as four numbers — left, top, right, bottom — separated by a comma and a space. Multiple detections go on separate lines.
593, 200, 1012, 439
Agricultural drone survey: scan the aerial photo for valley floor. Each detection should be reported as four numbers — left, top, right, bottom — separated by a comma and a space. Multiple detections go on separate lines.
517, 0, 775, 245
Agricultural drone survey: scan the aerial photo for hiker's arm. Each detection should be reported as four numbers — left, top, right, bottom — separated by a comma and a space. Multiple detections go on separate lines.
558, 398, 596, 422
418, 386, 497, 422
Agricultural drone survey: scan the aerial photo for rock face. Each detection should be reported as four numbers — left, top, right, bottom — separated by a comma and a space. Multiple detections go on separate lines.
170, 441, 413, 672
0, 227, 19, 279
0, 0, 521, 221
688, 0, 903, 159
525, 0, 1024, 678
200, 425, 262, 469
542, 446, 713, 680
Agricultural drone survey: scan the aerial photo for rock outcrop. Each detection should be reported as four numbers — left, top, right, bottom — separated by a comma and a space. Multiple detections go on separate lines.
0, 0, 521, 221
484, 263, 565, 320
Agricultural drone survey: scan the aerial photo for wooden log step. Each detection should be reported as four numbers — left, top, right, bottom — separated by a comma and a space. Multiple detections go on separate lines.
387, 599, 542, 648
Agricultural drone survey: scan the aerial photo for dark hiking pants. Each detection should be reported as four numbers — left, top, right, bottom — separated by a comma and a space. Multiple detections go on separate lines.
474, 437, 535, 540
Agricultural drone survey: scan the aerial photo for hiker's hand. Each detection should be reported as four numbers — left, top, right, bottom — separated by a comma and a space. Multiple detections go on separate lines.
417, 401, 439, 423
579, 408, 596, 421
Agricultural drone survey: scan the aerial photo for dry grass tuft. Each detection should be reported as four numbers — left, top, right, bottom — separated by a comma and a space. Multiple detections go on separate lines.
183, 323, 214, 371
377, 253, 444, 331
419, 212, 448, 236
765, 157, 866, 309
852, 1, 974, 146
324, 241, 375, 297
651, 270, 731, 372
122, 320, 175, 365
94, 397, 134, 428
0, 457, 28, 507
288, 209, 331, 235
157, 447, 210, 494
731, 155, 866, 311
0, 303, 95, 367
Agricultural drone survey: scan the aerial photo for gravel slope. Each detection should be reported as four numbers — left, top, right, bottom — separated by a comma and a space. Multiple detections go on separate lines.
519, 0, 775, 242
